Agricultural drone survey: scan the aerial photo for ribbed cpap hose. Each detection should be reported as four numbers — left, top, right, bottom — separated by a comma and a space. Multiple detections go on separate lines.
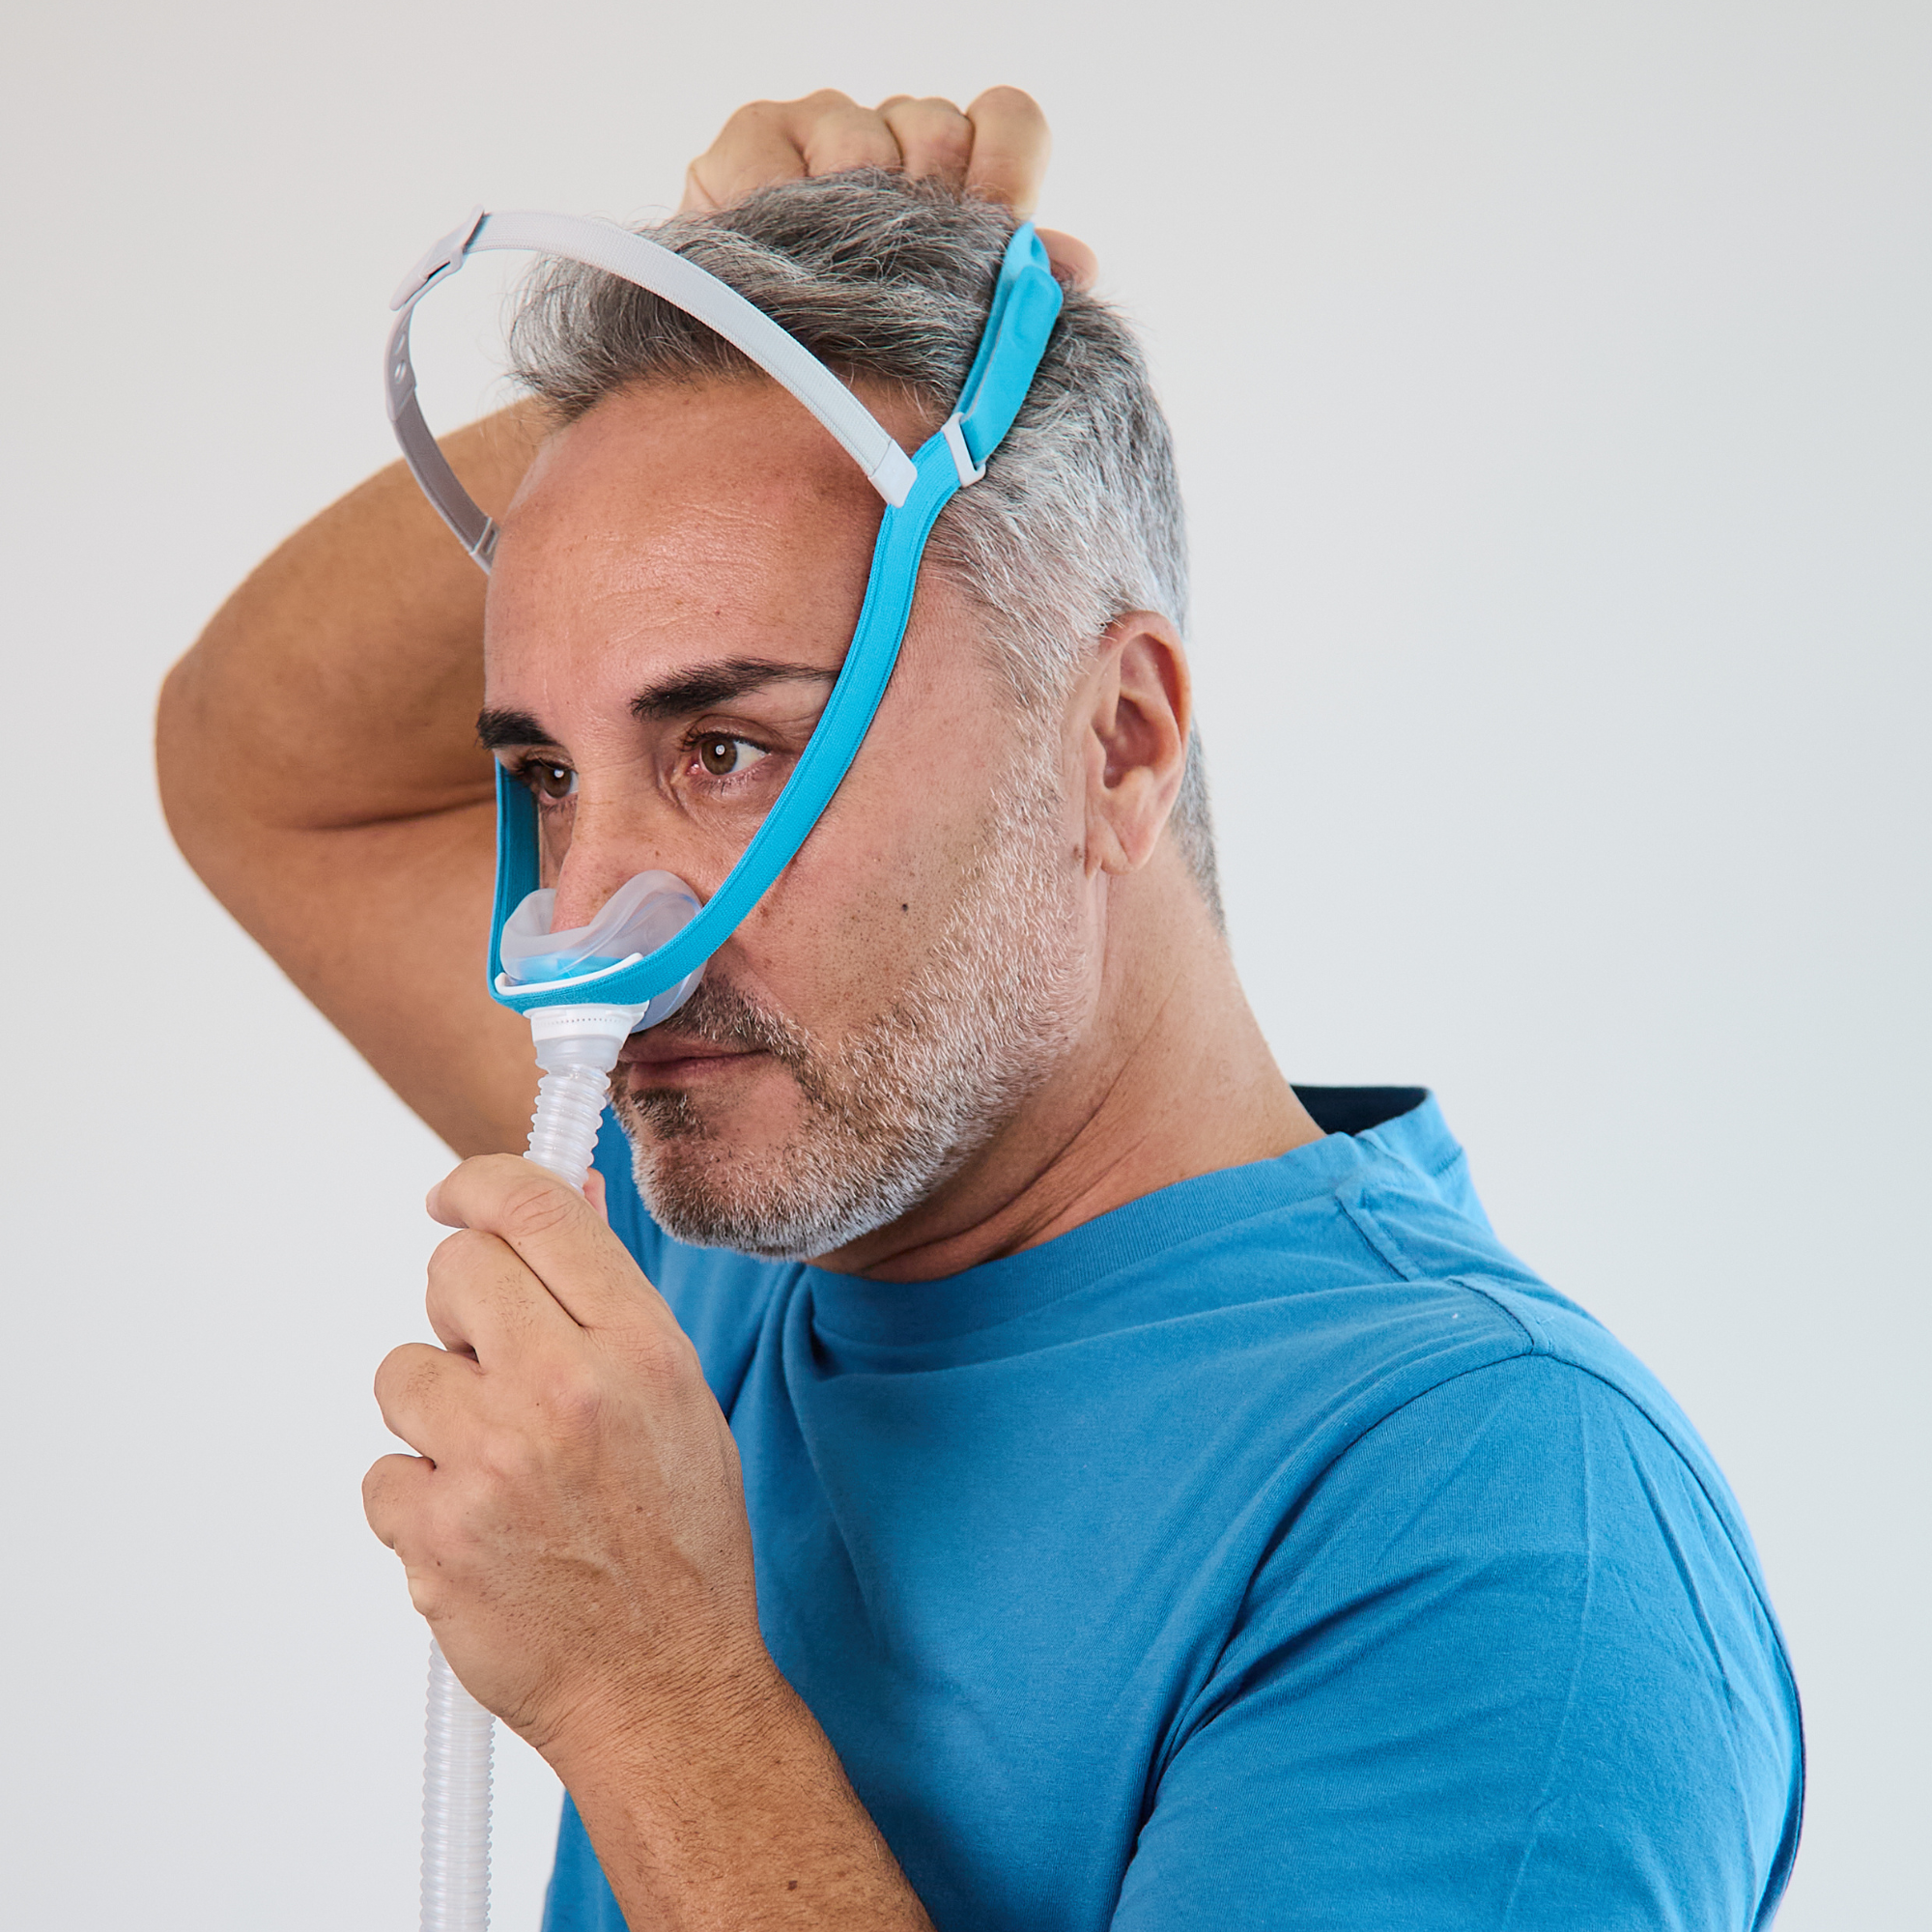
419, 1026, 624, 1932
422, 1641, 494, 1932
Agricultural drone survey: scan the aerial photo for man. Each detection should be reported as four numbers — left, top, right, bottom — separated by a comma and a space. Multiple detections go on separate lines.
158, 90, 1803, 1930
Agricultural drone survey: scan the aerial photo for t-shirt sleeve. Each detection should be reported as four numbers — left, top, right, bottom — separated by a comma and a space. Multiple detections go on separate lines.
1108, 1354, 1802, 1932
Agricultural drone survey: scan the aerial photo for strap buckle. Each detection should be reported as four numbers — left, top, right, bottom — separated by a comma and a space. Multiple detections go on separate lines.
389, 206, 487, 312
940, 412, 986, 487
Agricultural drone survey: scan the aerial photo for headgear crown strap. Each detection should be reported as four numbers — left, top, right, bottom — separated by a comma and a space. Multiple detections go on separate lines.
384, 208, 1064, 1015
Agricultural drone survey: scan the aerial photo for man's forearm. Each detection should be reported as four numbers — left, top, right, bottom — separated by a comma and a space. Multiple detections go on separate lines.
548, 1652, 935, 1931
157, 405, 551, 1151
159, 402, 545, 847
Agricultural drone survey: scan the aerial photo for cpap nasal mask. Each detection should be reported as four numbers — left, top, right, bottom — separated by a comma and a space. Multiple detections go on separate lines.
385, 202, 1062, 1931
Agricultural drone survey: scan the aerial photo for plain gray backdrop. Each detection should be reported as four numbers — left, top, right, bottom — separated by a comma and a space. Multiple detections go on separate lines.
5, 2, 1924, 1925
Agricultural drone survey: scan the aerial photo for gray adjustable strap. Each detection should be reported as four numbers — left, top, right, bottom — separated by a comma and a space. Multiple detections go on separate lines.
384, 208, 920, 572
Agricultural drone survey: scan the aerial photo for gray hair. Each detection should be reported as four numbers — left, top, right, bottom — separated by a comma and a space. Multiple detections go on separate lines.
505, 171, 1221, 924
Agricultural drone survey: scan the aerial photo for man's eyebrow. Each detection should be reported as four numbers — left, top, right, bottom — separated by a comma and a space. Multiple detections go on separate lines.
630, 656, 834, 721
476, 707, 554, 751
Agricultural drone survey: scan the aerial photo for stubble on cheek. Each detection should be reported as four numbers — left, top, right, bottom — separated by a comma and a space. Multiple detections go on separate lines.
607, 739, 1089, 1259
609, 982, 895, 1258
611, 973, 857, 1188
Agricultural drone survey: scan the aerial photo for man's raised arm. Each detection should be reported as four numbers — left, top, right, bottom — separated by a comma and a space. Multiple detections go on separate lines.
157, 406, 548, 1154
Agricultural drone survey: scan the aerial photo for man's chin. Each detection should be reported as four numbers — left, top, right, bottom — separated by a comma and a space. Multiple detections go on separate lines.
608, 1080, 837, 1257
609, 1069, 960, 1262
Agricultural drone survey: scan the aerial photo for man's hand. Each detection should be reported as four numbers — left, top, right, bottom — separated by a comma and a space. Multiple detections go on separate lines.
683, 86, 1097, 290
364, 1156, 932, 1925
363, 1155, 767, 1759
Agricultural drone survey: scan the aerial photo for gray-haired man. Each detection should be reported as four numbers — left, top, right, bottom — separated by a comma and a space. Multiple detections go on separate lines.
160, 91, 1801, 1931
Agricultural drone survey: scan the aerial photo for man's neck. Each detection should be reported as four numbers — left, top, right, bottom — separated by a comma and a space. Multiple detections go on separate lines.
814, 877, 1323, 1283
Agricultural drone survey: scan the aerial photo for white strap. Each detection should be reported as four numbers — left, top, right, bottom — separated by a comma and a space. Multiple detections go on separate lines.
390, 209, 916, 511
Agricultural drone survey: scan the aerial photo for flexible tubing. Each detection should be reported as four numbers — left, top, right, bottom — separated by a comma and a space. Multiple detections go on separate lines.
422, 1642, 494, 1931
419, 1045, 612, 1930
524, 1057, 612, 1190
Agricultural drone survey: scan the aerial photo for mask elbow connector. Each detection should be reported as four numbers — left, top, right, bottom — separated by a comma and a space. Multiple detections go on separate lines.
522, 1009, 640, 1187
502, 873, 704, 1189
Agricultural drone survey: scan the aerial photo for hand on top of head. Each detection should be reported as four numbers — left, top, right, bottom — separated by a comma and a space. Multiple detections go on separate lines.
681, 86, 1098, 292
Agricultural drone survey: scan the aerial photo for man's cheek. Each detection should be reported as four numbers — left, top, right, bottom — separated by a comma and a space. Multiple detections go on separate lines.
715, 1055, 813, 1129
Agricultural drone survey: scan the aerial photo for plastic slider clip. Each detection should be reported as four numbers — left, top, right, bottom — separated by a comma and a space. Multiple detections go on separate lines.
940, 412, 985, 488
390, 206, 487, 312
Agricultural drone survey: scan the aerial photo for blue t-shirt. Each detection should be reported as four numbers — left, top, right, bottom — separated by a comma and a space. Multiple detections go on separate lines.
546, 1088, 1802, 1930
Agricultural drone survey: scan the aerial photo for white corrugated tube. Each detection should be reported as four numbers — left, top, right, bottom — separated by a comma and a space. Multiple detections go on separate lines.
418, 1017, 626, 1932
422, 1640, 495, 1931
418, 872, 702, 1932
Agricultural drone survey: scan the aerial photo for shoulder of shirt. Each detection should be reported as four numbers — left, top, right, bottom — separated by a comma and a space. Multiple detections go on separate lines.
1110, 1122, 1776, 1582
1307, 1136, 1787, 1631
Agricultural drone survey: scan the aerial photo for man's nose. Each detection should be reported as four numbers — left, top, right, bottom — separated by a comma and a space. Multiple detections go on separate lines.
550, 867, 630, 937
546, 799, 696, 934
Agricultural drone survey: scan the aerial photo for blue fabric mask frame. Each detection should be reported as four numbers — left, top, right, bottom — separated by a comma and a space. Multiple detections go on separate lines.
387, 216, 1062, 1017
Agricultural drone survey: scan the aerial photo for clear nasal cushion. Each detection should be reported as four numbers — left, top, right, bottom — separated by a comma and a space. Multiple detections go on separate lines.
497, 870, 704, 1030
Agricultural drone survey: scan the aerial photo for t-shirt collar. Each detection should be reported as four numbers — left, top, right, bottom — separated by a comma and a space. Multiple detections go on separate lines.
801, 1090, 1459, 1348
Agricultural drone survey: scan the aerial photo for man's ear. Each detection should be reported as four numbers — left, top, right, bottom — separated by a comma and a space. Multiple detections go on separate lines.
1079, 612, 1190, 878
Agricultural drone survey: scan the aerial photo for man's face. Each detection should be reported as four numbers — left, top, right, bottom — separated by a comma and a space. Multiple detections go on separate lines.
483, 377, 1096, 1263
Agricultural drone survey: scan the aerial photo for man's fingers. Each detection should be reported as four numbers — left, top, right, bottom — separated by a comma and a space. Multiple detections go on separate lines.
1037, 227, 1099, 293
681, 86, 1057, 218
424, 1226, 559, 1364
374, 1340, 477, 1460
683, 91, 899, 212
876, 95, 976, 189
788, 90, 903, 179
427, 1154, 673, 1335
683, 99, 812, 212
362, 1455, 453, 1620
962, 86, 1051, 214
683, 139, 797, 213
362, 1451, 433, 1552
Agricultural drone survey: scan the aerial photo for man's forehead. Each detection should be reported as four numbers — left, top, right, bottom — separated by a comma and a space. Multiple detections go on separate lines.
506, 378, 885, 554
478, 378, 987, 736
482, 381, 887, 700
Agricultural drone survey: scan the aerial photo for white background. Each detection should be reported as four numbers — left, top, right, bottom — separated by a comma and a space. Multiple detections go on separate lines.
4, 2, 1925, 1925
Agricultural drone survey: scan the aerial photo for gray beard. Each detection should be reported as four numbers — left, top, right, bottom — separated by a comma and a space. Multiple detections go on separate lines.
611, 750, 1088, 1262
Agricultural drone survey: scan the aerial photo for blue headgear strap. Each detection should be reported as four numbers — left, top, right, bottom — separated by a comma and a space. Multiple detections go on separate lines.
489, 224, 1064, 1015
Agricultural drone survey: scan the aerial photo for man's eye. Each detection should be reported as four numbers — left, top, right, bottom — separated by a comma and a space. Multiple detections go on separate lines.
696, 736, 769, 779
530, 763, 577, 802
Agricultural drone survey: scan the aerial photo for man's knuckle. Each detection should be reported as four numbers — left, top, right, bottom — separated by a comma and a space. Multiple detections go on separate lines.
373, 1343, 417, 1401
497, 1173, 578, 1243
427, 1227, 488, 1287
477, 1423, 539, 1482
905, 107, 972, 156
627, 1327, 696, 1398
362, 1455, 414, 1536
533, 1363, 604, 1433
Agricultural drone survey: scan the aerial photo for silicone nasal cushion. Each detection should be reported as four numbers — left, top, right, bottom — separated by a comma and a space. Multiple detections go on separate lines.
498, 871, 703, 1027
